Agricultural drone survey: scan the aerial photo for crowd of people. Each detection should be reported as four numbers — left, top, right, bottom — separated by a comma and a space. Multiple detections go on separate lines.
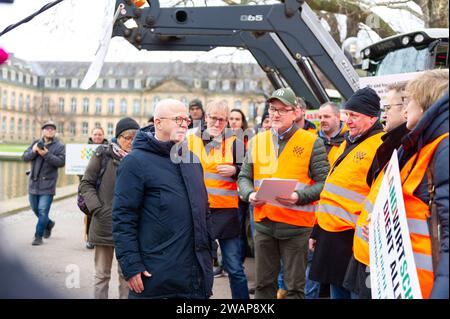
19, 69, 448, 299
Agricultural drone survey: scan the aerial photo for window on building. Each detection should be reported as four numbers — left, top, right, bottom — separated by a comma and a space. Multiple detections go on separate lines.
108, 98, 115, 114
120, 99, 127, 115
83, 97, 89, 113
134, 79, 142, 89
1, 68, 7, 80
94, 122, 101, 129
71, 97, 77, 113
82, 122, 89, 136
18, 94, 23, 111
248, 102, 256, 120
43, 96, 49, 114
26, 95, 30, 112
222, 80, 230, 91
121, 78, 129, 89
69, 121, 76, 136
32, 121, 36, 135
236, 80, 244, 91
181, 97, 188, 106
44, 77, 52, 88
10, 92, 16, 110
107, 123, 114, 137
108, 78, 116, 89
10, 70, 16, 82
1, 117, 6, 132
32, 96, 37, 112
32, 76, 38, 86
234, 100, 241, 109
10, 117, 15, 132
96, 78, 103, 89
58, 97, 65, 113
95, 98, 102, 114
152, 96, 160, 114
25, 119, 30, 132
133, 99, 141, 116
2, 90, 7, 110
208, 79, 216, 90
18, 72, 23, 83
18, 118, 23, 131
59, 78, 66, 88
25, 74, 31, 85
71, 78, 79, 88
57, 122, 64, 134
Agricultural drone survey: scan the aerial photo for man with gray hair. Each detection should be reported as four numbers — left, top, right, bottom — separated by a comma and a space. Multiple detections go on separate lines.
112, 99, 214, 299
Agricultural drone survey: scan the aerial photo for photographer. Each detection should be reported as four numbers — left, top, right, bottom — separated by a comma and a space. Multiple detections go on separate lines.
23, 121, 65, 246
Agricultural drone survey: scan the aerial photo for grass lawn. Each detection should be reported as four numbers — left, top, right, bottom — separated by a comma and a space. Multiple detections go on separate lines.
0, 144, 28, 153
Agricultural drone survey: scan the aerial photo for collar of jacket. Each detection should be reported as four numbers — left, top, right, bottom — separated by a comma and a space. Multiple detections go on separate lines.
319, 121, 346, 144
273, 123, 298, 142
381, 122, 409, 143
345, 121, 384, 144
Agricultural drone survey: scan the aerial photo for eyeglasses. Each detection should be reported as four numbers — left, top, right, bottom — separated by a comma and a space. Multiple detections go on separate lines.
268, 106, 294, 116
119, 134, 136, 141
207, 115, 228, 124
159, 116, 192, 126
381, 103, 404, 112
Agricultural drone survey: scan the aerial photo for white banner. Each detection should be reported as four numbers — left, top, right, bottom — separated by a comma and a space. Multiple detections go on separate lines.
65, 144, 101, 175
369, 150, 422, 299
359, 72, 423, 107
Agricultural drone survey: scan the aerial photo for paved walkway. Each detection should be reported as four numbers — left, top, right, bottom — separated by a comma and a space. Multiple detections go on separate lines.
0, 196, 255, 299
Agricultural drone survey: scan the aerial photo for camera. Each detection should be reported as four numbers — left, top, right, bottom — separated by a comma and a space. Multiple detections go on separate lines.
37, 141, 45, 150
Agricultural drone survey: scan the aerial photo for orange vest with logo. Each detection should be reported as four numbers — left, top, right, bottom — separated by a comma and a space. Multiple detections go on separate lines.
326, 125, 349, 166
251, 129, 317, 227
316, 132, 384, 232
188, 134, 238, 209
399, 132, 448, 298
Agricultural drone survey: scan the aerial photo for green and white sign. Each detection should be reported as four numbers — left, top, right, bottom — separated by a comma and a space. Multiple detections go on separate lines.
65, 144, 101, 175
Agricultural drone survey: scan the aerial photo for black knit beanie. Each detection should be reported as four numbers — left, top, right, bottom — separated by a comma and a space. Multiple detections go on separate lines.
115, 117, 140, 138
344, 87, 381, 118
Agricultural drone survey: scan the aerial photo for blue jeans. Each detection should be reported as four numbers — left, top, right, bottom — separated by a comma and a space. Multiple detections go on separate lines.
305, 250, 320, 299
278, 262, 286, 290
218, 236, 249, 299
29, 194, 54, 237
330, 285, 353, 299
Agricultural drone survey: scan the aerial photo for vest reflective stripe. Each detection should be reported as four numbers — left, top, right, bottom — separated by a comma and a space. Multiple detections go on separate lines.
363, 200, 374, 216
400, 133, 448, 298
317, 132, 384, 232
205, 172, 234, 182
206, 187, 238, 197
252, 129, 318, 227
324, 183, 366, 204
408, 218, 430, 237
317, 203, 359, 225
414, 252, 433, 272
188, 134, 238, 208
355, 225, 367, 243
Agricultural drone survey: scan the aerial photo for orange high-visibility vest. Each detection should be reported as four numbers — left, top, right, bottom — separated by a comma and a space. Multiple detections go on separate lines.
251, 128, 317, 227
188, 134, 238, 209
316, 132, 384, 232
354, 170, 384, 266
399, 132, 448, 299
326, 125, 348, 166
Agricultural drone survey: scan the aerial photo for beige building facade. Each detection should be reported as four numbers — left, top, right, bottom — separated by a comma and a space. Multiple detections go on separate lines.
0, 54, 272, 144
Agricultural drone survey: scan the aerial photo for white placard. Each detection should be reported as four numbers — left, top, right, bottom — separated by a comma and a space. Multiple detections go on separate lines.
369, 150, 422, 299
65, 144, 101, 175
359, 72, 423, 106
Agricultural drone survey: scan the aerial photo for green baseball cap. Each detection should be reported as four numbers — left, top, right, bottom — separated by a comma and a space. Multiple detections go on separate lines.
267, 87, 298, 107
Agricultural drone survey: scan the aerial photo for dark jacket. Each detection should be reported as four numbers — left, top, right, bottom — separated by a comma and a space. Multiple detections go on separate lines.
398, 92, 449, 299
112, 125, 214, 299
22, 138, 65, 195
318, 121, 347, 154
238, 124, 329, 238
79, 144, 120, 246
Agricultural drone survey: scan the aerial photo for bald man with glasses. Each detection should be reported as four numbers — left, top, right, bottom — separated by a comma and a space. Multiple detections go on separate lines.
112, 99, 214, 299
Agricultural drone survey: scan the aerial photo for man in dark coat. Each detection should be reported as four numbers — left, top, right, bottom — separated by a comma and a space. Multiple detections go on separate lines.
112, 99, 214, 299
23, 121, 65, 246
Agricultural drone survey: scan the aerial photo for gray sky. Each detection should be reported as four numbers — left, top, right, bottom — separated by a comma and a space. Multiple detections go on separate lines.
0, 0, 423, 63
